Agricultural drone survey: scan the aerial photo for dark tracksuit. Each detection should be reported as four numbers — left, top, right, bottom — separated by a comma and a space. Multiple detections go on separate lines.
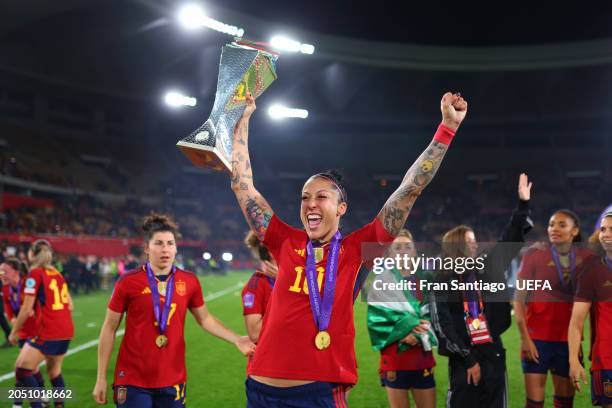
430, 199, 532, 408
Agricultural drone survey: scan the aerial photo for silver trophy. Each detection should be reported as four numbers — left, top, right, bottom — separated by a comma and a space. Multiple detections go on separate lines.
177, 41, 278, 174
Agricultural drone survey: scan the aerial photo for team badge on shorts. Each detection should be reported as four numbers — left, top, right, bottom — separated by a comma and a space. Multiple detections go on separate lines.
176, 280, 186, 296
117, 386, 127, 404
604, 380, 612, 398
243, 292, 255, 308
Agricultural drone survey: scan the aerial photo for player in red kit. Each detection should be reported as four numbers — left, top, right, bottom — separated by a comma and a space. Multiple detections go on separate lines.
229, 90, 466, 407
242, 231, 277, 343
569, 211, 612, 407
1, 258, 39, 348
9, 240, 74, 408
92, 213, 255, 407
515, 210, 594, 408
367, 230, 437, 408
1, 257, 46, 408
242, 231, 277, 374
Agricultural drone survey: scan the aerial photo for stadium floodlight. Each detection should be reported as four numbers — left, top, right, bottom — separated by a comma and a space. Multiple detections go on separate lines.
270, 35, 315, 55
177, 4, 206, 30
202, 252, 211, 260
268, 104, 309, 119
221, 252, 233, 262
164, 91, 197, 108
177, 4, 245, 37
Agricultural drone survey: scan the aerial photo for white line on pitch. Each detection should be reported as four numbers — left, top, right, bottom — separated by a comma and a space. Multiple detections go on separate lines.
0, 281, 243, 383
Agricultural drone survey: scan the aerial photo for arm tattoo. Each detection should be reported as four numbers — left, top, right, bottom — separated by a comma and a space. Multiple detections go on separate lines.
231, 117, 274, 239
244, 196, 273, 239
379, 140, 449, 235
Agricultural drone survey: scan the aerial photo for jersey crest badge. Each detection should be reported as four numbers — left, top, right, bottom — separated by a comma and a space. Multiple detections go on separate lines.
176, 280, 186, 296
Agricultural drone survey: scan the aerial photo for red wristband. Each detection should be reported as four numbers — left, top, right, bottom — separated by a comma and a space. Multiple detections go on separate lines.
433, 123, 456, 145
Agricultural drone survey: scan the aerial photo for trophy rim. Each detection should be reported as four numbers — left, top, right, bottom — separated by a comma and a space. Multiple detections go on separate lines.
176, 140, 232, 174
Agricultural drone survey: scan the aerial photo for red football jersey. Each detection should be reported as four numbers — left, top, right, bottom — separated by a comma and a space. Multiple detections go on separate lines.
23, 267, 73, 340
242, 271, 274, 372
517, 246, 594, 342
380, 342, 436, 371
2, 279, 40, 339
249, 215, 394, 384
575, 256, 612, 370
108, 266, 205, 388
242, 271, 274, 316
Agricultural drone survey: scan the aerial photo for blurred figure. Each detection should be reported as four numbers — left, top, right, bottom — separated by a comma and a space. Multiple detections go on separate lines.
10, 240, 74, 408
367, 230, 437, 408
242, 231, 277, 343
568, 211, 612, 407
2, 257, 46, 407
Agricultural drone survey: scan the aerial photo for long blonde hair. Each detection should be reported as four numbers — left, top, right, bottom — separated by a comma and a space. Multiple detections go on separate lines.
29, 239, 53, 269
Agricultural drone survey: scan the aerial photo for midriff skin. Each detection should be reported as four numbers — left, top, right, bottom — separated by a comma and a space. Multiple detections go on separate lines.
250, 376, 314, 387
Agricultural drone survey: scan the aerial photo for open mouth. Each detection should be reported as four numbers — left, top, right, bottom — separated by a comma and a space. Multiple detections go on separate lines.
307, 213, 322, 229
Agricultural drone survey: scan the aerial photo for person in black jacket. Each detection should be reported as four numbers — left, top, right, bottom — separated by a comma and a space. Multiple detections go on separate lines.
430, 173, 533, 407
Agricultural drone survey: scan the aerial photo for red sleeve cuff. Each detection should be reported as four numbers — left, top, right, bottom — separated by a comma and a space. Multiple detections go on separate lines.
433, 123, 456, 145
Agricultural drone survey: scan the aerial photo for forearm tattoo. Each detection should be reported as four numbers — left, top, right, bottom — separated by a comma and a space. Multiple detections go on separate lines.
231, 118, 273, 240
379, 140, 449, 235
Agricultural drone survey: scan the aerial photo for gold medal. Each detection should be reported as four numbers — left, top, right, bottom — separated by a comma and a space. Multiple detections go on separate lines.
314, 247, 324, 263
314, 331, 331, 350
157, 281, 167, 296
155, 334, 168, 348
471, 318, 480, 330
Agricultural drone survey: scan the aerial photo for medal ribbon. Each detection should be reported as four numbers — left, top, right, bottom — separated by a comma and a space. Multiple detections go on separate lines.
551, 245, 576, 291
145, 263, 176, 335
8, 281, 22, 315
305, 231, 342, 333
461, 271, 483, 318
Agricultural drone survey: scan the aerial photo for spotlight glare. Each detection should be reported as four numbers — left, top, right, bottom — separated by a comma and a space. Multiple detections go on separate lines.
271, 36, 315, 55
177, 4, 206, 30
177, 4, 244, 36
222, 252, 233, 262
164, 91, 197, 108
300, 44, 315, 54
202, 252, 211, 260
268, 104, 309, 120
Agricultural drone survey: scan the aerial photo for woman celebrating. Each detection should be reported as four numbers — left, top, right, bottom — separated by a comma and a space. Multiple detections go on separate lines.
367, 229, 437, 408
9, 240, 74, 408
431, 173, 533, 408
515, 209, 593, 408
230, 90, 467, 407
568, 211, 612, 407
93, 213, 255, 407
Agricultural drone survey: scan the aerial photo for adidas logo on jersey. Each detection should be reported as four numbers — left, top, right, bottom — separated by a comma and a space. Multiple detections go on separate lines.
141, 287, 151, 294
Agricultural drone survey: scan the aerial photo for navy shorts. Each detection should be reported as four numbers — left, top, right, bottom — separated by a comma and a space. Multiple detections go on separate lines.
591, 370, 612, 406
26, 338, 70, 356
521, 340, 571, 377
246, 377, 349, 408
380, 368, 435, 390
114, 383, 186, 408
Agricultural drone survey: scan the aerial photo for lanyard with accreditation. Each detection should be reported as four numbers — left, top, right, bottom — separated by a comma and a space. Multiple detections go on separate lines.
462, 273, 493, 345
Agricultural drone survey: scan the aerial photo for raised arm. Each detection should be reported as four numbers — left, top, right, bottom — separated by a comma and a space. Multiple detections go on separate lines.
377, 92, 467, 236
231, 91, 274, 240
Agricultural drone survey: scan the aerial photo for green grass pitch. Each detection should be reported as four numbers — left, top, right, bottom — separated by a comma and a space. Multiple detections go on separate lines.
0, 271, 592, 407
